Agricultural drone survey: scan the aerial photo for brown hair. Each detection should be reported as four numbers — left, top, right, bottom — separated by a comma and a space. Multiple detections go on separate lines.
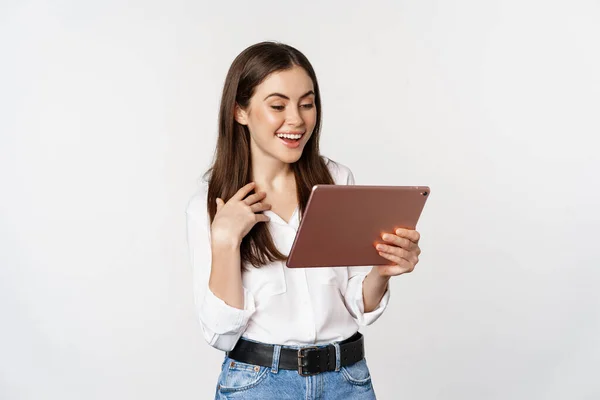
204, 41, 334, 268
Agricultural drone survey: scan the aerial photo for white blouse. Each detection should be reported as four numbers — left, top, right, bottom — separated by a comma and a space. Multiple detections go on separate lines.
185, 157, 390, 351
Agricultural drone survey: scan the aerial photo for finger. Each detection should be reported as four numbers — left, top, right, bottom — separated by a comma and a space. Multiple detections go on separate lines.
254, 214, 270, 223
232, 182, 257, 201
375, 244, 413, 262
381, 233, 415, 250
377, 252, 415, 272
243, 191, 267, 206
395, 228, 421, 243
250, 202, 271, 213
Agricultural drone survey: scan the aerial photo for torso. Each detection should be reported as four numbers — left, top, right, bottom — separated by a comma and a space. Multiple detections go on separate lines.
189, 156, 368, 346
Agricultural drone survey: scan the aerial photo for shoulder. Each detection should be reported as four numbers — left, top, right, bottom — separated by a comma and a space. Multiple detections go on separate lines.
186, 179, 209, 219
321, 155, 355, 185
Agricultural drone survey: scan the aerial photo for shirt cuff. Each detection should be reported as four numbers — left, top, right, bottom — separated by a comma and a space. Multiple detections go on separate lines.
344, 273, 391, 326
199, 287, 256, 336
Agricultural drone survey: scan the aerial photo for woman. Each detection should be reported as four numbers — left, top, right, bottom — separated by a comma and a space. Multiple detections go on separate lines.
186, 41, 422, 399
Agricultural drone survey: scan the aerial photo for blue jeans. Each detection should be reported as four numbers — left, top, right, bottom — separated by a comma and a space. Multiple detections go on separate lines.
214, 343, 377, 399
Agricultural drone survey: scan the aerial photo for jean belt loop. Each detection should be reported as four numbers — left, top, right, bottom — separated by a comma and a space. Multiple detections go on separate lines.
271, 345, 282, 374
333, 342, 341, 372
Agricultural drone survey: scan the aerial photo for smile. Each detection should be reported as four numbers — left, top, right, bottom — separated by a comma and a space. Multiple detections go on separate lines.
276, 132, 305, 149
275, 132, 304, 140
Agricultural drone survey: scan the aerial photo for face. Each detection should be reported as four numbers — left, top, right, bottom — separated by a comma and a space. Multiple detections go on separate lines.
235, 65, 317, 165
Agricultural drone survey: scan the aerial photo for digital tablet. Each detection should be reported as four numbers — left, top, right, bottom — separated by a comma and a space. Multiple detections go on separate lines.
286, 185, 430, 268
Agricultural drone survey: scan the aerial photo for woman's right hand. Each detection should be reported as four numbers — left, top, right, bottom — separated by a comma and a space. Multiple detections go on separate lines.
210, 182, 271, 248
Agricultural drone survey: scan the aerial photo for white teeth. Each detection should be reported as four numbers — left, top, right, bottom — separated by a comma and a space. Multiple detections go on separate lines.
276, 133, 303, 140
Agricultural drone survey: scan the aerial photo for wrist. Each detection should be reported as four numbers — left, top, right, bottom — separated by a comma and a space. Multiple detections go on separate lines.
370, 267, 391, 284
211, 237, 241, 253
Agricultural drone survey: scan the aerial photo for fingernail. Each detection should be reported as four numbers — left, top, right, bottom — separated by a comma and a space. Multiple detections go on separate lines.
382, 234, 391, 240
376, 244, 384, 251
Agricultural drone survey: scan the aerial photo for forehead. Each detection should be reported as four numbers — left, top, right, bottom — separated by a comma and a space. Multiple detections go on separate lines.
253, 66, 314, 98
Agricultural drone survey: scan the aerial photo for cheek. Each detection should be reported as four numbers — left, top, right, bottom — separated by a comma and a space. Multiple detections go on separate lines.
253, 108, 284, 130
305, 110, 317, 130
264, 112, 285, 128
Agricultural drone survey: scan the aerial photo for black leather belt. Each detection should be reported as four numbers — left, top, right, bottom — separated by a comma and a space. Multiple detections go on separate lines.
227, 332, 364, 376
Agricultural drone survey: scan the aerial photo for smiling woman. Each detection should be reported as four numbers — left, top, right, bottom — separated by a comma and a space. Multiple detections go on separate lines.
185, 41, 423, 399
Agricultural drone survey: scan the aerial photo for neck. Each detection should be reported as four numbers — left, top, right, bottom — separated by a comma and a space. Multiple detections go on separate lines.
250, 154, 295, 191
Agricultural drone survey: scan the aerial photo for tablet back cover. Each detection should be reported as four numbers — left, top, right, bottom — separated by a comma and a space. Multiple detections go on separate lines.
286, 185, 430, 268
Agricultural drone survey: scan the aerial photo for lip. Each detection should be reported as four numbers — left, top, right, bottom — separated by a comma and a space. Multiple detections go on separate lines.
278, 137, 301, 148
276, 132, 305, 149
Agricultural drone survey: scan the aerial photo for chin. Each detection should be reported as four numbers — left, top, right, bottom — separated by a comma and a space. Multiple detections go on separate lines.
278, 151, 303, 164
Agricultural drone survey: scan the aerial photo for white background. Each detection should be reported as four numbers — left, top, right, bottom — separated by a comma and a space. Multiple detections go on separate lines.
1, 0, 599, 399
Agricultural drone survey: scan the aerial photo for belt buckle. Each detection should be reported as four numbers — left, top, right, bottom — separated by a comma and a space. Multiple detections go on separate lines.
297, 346, 319, 376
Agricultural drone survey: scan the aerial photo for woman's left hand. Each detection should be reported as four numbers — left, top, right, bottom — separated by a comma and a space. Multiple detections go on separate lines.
373, 228, 421, 277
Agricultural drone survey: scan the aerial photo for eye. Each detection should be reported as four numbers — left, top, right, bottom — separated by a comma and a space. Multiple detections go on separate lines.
300, 103, 314, 109
270, 105, 285, 111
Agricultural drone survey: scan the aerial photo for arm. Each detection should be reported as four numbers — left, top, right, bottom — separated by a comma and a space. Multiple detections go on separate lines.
341, 168, 422, 321
362, 269, 391, 313
186, 182, 271, 351
341, 168, 392, 324
209, 240, 244, 310
343, 266, 391, 326
186, 196, 255, 351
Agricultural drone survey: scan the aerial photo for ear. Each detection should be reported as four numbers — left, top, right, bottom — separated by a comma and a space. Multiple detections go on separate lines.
234, 104, 248, 126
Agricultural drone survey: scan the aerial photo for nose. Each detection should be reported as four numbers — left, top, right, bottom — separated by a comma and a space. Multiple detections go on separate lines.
285, 106, 304, 128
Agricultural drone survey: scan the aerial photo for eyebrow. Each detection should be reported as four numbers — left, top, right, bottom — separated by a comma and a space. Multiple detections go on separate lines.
263, 90, 315, 101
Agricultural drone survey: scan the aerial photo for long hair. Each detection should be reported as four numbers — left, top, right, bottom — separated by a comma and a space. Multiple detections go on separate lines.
204, 41, 334, 268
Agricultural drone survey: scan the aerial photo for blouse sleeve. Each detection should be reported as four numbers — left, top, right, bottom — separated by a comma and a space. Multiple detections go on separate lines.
185, 188, 256, 351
